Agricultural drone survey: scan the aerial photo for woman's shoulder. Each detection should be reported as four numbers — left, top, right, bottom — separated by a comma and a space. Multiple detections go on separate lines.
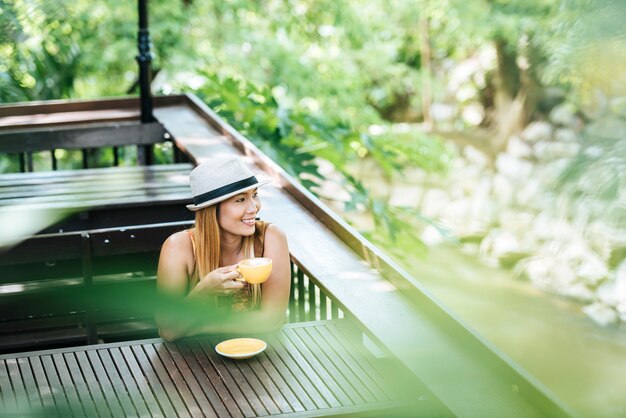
161, 229, 194, 256
264, 223, 288, 245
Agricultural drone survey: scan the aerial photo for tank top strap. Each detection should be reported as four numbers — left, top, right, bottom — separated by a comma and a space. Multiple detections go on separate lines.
254, 220, 271, 257
186, 229, 198, 281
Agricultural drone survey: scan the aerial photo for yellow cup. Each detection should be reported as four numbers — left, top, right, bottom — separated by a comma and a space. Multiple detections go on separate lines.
237, 257, 272, 284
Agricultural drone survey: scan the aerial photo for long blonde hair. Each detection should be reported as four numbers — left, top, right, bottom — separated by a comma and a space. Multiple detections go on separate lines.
191, 204, 255, 289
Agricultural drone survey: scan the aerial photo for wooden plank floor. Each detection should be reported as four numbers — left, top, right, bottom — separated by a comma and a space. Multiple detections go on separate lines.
0, 320, 435, 417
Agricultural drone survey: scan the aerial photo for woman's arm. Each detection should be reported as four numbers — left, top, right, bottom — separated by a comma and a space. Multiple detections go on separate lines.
186, 223, 291, 335
156, 231, 244, 341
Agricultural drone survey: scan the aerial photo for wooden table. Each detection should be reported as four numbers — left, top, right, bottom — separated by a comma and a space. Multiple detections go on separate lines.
0, 163, 192, 210
0, 320, 440, 417
0, 163, 193, 239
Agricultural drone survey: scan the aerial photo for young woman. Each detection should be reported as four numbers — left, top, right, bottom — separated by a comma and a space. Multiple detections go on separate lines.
156, 155, 290, 341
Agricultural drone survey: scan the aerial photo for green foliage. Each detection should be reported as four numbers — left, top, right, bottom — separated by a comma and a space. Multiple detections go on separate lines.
5, 0, 618, 255
191, 70, 452, 252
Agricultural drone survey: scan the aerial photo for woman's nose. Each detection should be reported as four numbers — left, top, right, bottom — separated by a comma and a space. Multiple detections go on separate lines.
246, 200, 258, 212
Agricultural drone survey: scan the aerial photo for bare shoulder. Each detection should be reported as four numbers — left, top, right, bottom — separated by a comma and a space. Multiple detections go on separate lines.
161, 230, 189, 251
265, 223, 288, 246
160, 229, 194, 265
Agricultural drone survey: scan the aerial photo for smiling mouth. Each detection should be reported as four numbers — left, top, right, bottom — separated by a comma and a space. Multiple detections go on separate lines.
241, 219, 256, 226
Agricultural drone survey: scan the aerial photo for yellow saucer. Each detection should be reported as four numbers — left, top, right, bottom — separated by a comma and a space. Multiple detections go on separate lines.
215, 338, 267, 360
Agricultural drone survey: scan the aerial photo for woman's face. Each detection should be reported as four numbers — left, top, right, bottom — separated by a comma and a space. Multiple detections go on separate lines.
217, 188, 261, 237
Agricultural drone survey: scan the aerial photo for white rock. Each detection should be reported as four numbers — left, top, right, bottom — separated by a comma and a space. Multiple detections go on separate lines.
506, 135, 533, 158
533, 141, 581, 161
554, 128, 579, 143
420, 224, 446, 247
583, 303, 619, 326
462, 145, 489, 169
441, 198, 472, 225
549, 103, 578, 127
495, 153, 533, 180
564, 283, 596, 302
388, 184, 423, 208
513, 177, 543, 205
575, 254, 610, 286
521, 121, 553, 144
461, 103, 485, 126
431, 103, 455, 122
498, 210, 535, 236
420, 188, 450, 219
491, 174, 515, 207
597, 281, 619, 307
480, 230, 529, 267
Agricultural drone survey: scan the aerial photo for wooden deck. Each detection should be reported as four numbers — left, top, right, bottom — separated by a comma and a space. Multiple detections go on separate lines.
0, 95, 577, 417
0, 320, 436, 417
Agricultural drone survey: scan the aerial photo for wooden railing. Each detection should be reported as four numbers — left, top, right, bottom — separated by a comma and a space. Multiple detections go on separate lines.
0, 218, 342, 353
289, 260, 344, 323
0, 101, 190, 172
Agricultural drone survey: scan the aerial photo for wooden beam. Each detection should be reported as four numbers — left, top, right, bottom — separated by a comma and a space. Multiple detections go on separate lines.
0, 122, 167, 153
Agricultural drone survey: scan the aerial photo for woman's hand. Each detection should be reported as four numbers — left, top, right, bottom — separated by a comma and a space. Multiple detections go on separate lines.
194, 265, 244, 296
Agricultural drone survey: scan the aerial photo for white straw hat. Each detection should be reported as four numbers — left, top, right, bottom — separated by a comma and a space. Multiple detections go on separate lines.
186, 155, 272, 211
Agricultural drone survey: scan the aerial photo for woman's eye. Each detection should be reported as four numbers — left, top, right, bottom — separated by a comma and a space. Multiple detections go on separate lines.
253, 192, 259, 198
236, 198, 245, 202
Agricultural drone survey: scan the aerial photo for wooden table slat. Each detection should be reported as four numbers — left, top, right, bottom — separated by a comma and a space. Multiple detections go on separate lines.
0, 185, 189, 206
257, 336, 321, 411
0, 163, 192, 183
155, 342, 220, 418
326, 322, 396, 400
63, 352, 101, 417
101, 348, 150, 416
143, 343, 200, 418
290, 327, 369, 404
73, 351, 112, 417
0, 166, 188, 187
164, 341, 226, 418
0, 178, 188, 201
248, 348, 306, 413
228, 352, 286, 415
184, 338, 265, 417
28, 357, 57, 413
185, 340, 245, 418
263, 333, 337, 410
17, 357, 44, 411
6, 358, 30, 413
78, 351, 125, 417
131, 344, 187, 418
0, 360, 16, 410
119, 345, 169, 417
306, 325, 383, 402
281, 328, 354, 406
319, 323, 392, 401
204, 340, 276, 416
40, 355, 74, 416
51, 353, 87, 417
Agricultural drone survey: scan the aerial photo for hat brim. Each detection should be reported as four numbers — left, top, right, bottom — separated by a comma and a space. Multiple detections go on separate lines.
186, 175, 273, 211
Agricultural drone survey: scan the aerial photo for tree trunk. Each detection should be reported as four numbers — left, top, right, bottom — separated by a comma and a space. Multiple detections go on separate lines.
491, 37, 527, 154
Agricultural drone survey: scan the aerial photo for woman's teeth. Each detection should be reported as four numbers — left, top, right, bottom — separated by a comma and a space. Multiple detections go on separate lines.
242, 219, 255, 226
